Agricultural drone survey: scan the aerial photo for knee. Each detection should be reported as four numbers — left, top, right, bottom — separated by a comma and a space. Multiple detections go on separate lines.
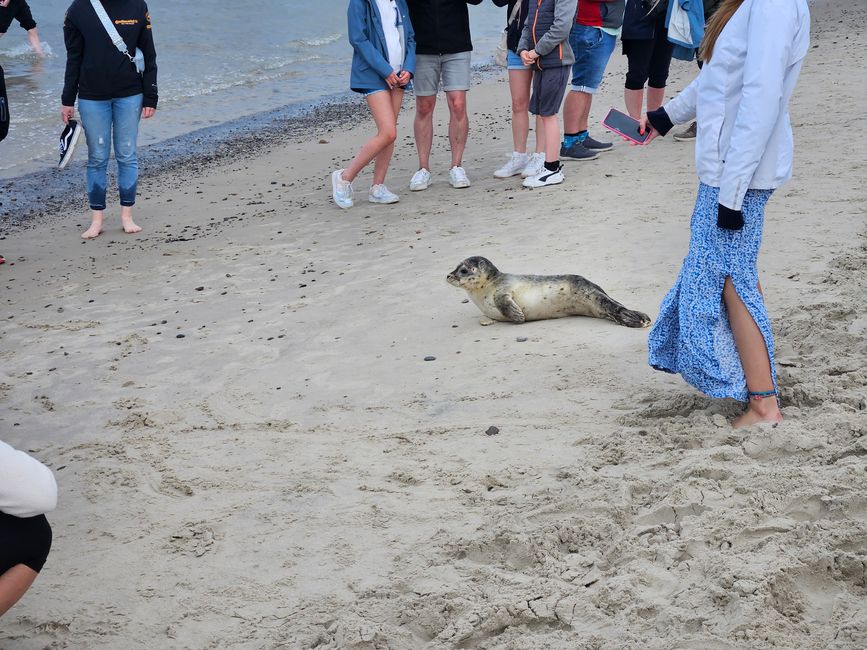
448, 97, 467, 119
114, 141, 138, 166
511, 96, 528, 114
415, 99, 435, 119
380, 124, 397, 144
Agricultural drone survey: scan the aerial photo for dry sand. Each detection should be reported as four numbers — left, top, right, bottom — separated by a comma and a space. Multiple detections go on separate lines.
1, 1, 865, 647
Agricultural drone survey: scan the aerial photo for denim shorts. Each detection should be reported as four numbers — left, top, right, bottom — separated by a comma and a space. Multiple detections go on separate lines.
569, 24, 617, 94
507, 49, 530, 71
413, 51, 471, 95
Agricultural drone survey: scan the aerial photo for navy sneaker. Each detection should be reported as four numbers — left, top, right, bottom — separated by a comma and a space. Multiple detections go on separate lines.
58, 119, 82, 170
560, 141, 599, 161
582, 134, 614, 152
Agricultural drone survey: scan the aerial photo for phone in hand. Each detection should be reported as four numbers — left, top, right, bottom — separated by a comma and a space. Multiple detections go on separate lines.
602, 107, 651, 145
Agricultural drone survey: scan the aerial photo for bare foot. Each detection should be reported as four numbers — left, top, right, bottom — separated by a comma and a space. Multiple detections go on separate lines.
81, 223, 104, 239
732, 401, 783, 429
122, 220, 143, 234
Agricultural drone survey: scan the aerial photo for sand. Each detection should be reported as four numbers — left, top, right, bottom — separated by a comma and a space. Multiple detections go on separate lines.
1, 1, 865, 648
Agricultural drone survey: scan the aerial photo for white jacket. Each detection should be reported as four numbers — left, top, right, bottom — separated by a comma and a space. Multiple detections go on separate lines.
663, 0, 810, 211
0, 440, 58, 518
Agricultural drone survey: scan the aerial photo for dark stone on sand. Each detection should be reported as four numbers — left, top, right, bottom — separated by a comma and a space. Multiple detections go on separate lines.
195, 286, 204, 291
424, 356, 436, 361
516, 337, 528, 342
485, 426, 499, 436
176, 334, 185, 339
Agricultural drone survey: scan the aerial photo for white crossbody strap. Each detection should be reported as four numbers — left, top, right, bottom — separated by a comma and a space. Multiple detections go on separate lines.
507, 2, 521, 27
89, 0, 136, 63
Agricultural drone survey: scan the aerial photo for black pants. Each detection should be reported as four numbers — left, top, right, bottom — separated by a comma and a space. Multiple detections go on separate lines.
0, 64, 9, 143
623, 29, 674, 90
0, 512, 52, 575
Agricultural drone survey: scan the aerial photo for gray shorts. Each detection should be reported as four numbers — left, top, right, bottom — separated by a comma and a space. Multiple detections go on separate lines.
413, 51, 472, 96
529, 65, 570, 117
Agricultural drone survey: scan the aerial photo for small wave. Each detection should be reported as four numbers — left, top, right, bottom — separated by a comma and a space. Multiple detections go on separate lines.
289, 33, 342, 47
0, 41, 54, 58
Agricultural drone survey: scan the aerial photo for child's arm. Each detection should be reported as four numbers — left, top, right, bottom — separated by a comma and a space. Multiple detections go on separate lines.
533, 0, 578, 57
347, 0, 394, 81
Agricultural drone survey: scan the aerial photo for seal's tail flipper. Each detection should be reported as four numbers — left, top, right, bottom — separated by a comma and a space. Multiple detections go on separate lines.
615, 307, 652, 329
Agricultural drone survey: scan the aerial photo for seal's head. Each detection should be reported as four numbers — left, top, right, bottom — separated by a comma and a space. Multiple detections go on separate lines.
447, 256, 500, 291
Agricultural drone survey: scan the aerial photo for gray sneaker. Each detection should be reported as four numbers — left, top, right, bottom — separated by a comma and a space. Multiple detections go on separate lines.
560, 141, 599, 162
581, 134, 613, 153
673, 121, 697, 142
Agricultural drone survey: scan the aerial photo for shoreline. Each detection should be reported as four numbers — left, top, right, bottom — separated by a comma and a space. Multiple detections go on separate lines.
0, 64, 500, 235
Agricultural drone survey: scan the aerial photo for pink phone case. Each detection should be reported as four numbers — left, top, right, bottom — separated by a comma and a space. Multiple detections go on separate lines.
601, 108, 651, 145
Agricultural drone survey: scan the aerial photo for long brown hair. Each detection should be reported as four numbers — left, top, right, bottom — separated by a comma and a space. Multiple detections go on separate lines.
698, 0, 745, 63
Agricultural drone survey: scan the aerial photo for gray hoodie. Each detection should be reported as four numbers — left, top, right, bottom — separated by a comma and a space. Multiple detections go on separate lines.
517, 0, 578, 68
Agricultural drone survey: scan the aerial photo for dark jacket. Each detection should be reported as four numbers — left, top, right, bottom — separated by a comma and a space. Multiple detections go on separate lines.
492, 0, 530, 53
62, 0, 158, 108
576, 0, 624, 29
517, 0, 577, 69
407, 0, 483, 55
622, 0, 668, 41
348, 0, 416, 93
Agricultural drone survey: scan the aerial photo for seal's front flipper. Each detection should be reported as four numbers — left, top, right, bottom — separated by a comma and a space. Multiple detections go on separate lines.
495, 294, 526, 323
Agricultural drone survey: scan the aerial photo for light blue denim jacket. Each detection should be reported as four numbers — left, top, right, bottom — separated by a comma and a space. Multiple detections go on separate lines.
348, 0, 416, 93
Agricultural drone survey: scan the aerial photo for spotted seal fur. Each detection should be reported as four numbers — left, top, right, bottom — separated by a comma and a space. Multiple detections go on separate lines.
447, 256, 651, 328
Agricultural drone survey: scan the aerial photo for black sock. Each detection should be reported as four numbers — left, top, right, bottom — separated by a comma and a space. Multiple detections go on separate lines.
544, 160, 560, 172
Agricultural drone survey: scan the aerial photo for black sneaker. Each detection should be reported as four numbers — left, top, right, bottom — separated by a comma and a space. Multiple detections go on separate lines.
582, 134, 613, 152
58, 119, 82, 170
560, 141, 599, 162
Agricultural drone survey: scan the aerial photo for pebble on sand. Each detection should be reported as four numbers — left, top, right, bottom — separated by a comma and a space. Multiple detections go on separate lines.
516, 337, 528, 342
485, 426, 499, 436
424, 356, 436, 361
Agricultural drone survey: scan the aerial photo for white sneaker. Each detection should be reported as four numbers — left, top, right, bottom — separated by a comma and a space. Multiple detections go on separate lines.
449, 165, 471, 188
331, 170, 353, 208
520, 152, 545, 178
410, 168, 432, 191
522, 164, 564, 188
493, 152, 529, 178
369, 184, 399, 204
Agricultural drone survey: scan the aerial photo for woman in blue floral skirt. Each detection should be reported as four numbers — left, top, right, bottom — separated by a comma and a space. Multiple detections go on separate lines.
638, 0, 811, 427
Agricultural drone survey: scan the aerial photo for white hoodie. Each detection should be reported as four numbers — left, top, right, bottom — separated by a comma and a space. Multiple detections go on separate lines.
663, 0, 811, 211
0, 440, 58, 518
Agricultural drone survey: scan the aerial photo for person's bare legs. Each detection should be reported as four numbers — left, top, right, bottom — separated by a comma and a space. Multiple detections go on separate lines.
445, 90, 468, 168
26, 28, 44, 56
539, 114, 560, 163
723, 277, 782, 428
413, 94, 436, 172
120, 205, 141, 234
563, 90, 594, 134
370, 88, 404, 186
624, 88, 644, 119
81, 210, 104, 239
0, 565, 39, 617
508, 69, 532, 153
646, 85, 666, 112
342, 89, 401, 184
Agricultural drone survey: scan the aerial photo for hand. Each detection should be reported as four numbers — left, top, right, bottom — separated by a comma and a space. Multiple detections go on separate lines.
0, 0, 10, 8
60, 105, 75, 124
385, 72, 400, 89
520, 49, 538, 66
142, 107, 156, 119
397, 70, 412, 87
636, 114, 658, 145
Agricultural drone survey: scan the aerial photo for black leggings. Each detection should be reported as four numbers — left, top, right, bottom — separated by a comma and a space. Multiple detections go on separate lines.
0, 512, 52, 575
0, 64, 8, 143
623, 31, 674, 90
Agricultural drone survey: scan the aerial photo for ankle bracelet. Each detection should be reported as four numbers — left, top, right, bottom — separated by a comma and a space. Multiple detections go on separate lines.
748, 389, 777, 401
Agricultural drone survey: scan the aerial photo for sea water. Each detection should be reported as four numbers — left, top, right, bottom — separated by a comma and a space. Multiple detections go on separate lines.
0, 0, 505, 179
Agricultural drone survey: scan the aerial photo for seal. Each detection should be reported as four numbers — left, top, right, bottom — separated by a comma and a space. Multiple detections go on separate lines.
447, 256, 651, 328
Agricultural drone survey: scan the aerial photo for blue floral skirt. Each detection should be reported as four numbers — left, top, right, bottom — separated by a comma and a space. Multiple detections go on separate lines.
648, 183, 775, 401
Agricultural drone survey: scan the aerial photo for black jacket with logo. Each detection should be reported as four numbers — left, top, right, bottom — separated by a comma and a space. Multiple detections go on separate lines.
407, 0, 484, 55
62, 0, 158, 108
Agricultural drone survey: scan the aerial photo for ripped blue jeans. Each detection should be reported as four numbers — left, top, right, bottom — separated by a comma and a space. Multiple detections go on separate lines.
78, 94, 142, 210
